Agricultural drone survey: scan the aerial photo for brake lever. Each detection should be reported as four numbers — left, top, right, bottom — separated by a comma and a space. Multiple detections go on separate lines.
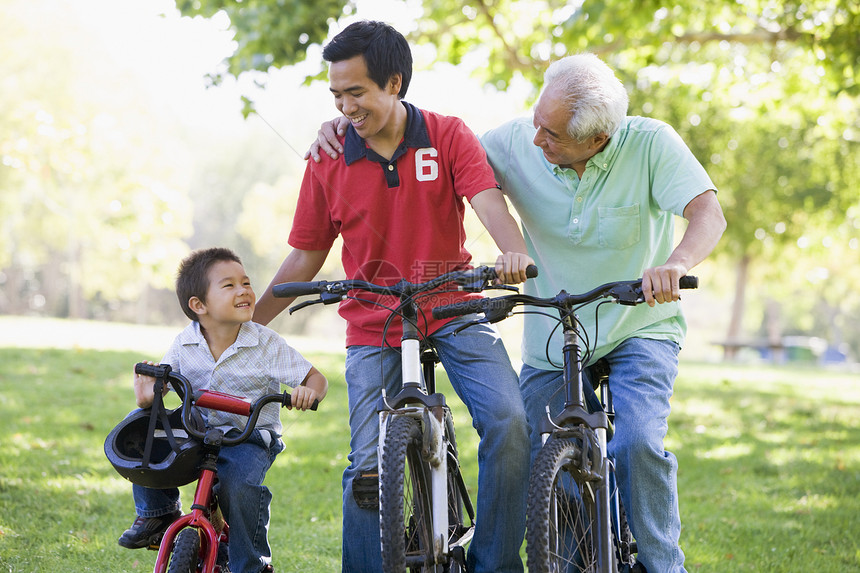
453, 318, 486, 335
289, 299, 321, 314
288, 290, 345, 314
487, 284, 520, 293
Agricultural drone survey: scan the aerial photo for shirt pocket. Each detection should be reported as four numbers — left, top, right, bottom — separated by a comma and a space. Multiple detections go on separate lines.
598, 203, 641, 249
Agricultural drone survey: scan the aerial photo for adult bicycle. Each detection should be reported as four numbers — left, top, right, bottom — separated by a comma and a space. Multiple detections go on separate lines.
106, 363, 317, 573
433, 275, 697, 572
272, 264, 536, 572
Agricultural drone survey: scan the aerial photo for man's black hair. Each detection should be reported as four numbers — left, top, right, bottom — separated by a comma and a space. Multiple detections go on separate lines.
322, 20, 412, 99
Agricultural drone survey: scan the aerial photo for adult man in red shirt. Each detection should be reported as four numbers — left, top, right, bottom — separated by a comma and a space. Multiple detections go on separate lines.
254, 21, 532, 573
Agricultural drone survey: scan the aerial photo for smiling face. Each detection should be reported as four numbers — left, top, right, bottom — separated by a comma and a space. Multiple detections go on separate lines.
329, 54, 403, 145
532, 84, 609, 175
190, 260, 255, 326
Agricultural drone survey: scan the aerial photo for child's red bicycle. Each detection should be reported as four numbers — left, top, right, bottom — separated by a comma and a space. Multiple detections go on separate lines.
105, 363, 317, 573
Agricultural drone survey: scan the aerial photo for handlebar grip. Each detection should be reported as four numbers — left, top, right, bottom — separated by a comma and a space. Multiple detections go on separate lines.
525, 264, 538, 279
272, 281, 325, 298
135, 362, 170, 378
282, 391, 320, 411
432, 298, 488, 319
679, 275, 698, 289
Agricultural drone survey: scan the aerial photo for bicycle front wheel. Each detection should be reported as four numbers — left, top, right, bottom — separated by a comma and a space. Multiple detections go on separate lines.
380, 415, 435, 572
166, 527, 200, 573
526, 436, 599, 573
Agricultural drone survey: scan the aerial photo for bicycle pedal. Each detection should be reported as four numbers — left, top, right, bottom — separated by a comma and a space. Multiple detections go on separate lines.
352, 472, 379, 509
146, 531, 168, 551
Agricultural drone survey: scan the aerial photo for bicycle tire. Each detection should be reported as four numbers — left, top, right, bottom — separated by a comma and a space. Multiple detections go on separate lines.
380, 415, 435, 572
526, 435, 601, 573
166, 528, 201, 573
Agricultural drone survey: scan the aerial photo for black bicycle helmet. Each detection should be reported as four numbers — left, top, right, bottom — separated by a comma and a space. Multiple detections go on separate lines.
105, 406, 205, 489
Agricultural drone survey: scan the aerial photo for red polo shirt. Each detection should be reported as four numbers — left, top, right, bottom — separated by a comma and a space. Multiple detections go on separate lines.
289, 102, 499, 347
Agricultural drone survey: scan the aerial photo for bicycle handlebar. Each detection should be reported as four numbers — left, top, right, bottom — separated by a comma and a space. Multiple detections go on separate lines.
432, 275, 698, 321
134, 362, 318, 446
272, 264, 538, 313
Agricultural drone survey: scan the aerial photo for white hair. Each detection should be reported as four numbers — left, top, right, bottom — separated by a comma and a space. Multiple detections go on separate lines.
543, 53, 629, 142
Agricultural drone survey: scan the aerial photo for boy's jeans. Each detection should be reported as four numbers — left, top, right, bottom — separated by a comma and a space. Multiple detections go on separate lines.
132, 428, 284, 573
341, 316, 529, 573
519, 337, 687, 573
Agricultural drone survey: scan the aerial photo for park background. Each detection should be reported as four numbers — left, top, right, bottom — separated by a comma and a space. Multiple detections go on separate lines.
1, 0, 859, 570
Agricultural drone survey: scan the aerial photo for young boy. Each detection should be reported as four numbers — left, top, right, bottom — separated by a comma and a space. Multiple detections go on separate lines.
118, 247, 327, 573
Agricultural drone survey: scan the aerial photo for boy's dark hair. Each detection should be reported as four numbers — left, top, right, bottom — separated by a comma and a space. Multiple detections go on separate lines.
176, 247, 243, 321
322, 20, 412, 99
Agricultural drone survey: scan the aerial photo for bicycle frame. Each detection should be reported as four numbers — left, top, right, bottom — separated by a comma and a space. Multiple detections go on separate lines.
131, 364, 315, 573
432, 274, 697, 572
537, 311, 616, 571
272, 267, 516, 569
154, 450, 225, 573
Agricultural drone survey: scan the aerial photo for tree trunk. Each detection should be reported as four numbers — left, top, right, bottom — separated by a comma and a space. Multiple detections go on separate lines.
724, 254, 750, 360
0, 264, 24, 313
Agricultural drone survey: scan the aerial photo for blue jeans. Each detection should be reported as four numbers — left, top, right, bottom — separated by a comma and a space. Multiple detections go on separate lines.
520, 337, 686, 573
132, 428, 284, 573
342, 316, 529, 573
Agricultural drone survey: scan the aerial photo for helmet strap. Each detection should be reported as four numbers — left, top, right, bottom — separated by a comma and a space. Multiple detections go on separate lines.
140, 378, 182, 468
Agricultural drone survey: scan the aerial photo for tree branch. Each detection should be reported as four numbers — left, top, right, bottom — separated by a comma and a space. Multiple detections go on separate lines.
674, 27, 804, 46
474, 0, 530, 70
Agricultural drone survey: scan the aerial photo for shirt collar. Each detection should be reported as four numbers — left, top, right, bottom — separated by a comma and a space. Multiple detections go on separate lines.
179, 321, 260, 348
178, 321, 206, 346
551, 117, 628, 176
344, 101, 431, 166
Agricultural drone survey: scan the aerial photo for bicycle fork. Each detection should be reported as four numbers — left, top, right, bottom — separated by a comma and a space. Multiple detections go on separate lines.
378, 332, 453, 564
153, 467, 226, 573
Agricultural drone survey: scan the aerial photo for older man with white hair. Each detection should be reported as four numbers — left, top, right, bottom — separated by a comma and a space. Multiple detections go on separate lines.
481, 53, 726, 572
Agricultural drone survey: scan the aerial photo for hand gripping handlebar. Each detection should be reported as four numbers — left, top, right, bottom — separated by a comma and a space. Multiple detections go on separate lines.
432, 275, 698, 320
134, 362, 317, 446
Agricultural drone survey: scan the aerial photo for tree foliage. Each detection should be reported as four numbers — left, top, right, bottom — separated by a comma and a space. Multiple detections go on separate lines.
174, 0, 859, 351
416, 0, 858, 96
175, 0, 351, 87
1, 1, 193, 318
179, 0, 858, 97
3, 0, 858, 355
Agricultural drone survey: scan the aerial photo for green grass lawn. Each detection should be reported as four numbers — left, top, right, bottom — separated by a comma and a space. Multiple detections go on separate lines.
1, 344, 858, 571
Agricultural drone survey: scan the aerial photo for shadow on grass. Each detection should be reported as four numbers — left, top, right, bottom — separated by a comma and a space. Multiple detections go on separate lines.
0, 347, 349, 572
2, 349, 858, 571
671, 362, 860, 571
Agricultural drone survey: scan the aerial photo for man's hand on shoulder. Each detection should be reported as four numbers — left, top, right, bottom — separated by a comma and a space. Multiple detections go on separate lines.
304, 116, 349, 162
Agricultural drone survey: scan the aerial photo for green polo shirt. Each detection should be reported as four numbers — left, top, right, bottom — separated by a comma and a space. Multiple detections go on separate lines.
481, 115, 716, 370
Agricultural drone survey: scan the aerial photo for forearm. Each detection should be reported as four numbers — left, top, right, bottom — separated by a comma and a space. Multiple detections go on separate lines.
641, 190, 726, 305
303, 367, 328, 401
666, 190, 727, 272
253, 248, 329, 326
289, 366, 328, 410
471, 188, 528, 254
